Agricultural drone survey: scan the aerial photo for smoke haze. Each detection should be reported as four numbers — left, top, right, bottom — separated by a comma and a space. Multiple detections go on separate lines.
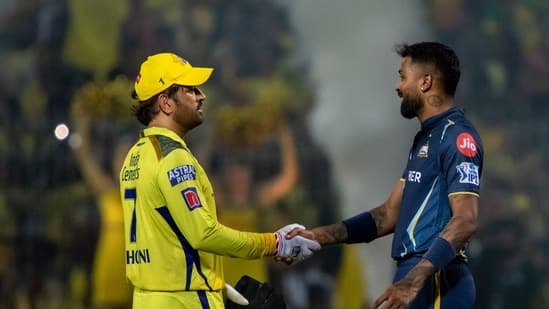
281, 0, 431, 299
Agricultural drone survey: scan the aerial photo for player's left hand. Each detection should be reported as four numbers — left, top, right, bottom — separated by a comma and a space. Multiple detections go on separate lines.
372, 278, 422, 309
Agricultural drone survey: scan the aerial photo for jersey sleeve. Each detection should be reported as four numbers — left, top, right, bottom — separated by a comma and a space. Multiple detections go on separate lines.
440, 126, 483, 196
157, 149, 276, 259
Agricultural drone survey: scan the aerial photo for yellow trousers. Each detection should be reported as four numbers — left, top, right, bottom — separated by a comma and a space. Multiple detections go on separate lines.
132, 287, 225, 309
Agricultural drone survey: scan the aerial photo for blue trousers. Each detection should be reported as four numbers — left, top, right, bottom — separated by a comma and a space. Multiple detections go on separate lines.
393, 257, 476, 309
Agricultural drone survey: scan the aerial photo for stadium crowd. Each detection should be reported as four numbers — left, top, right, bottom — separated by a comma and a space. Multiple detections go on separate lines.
0, 0, 547, 308
426, 0, 549, 307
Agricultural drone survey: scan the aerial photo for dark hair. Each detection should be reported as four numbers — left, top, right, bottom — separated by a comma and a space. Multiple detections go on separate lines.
395, 42, 461, 96
131, 85, 181, 125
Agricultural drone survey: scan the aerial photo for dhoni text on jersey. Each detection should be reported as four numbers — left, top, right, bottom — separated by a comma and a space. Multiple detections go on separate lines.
126, 249, 151, 265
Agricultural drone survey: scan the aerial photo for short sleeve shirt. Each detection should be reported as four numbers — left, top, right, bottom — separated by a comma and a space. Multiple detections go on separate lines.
391, 108, 483, 259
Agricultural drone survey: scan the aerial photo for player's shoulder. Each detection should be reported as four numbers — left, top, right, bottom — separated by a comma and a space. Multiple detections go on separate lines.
152, 135, 187, 157
150, 135, 199, 185
437, 113, 483, 161
136, 134, 194, 174
140, 134, 193, 163
440, 110, 481, 143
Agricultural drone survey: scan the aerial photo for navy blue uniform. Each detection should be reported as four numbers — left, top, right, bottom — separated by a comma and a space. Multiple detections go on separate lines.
392, 107, 483, 308
394, 256, 476, 309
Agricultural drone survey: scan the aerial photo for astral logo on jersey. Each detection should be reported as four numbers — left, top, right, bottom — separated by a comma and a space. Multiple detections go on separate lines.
168, 165, 196, 186
182, 187, 202, 210
456, 132, 477, 157
456, 162, 479, 185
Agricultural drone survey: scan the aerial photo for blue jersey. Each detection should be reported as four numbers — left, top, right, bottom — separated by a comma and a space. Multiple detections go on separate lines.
391, 108, 483, 259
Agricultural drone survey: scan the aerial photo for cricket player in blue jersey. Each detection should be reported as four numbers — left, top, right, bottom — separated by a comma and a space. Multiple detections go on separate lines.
285, 42, 483, 308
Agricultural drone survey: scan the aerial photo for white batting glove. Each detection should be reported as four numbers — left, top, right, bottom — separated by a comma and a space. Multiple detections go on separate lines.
274, 223, 321, 264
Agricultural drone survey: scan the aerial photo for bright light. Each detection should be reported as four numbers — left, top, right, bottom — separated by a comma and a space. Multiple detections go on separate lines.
54, 123, 70, 140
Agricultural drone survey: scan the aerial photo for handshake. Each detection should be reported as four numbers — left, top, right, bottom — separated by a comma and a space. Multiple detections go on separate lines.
274, 223, 321, 265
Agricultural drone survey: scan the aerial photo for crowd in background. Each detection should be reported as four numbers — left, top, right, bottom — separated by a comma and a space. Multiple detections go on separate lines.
0, 0, 547, 308
0, 0, 351, 308
426, 0, 549, 307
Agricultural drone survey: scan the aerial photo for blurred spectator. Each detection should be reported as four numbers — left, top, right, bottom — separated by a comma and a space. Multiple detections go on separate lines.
427, 1, 549, 308
61, 77, 133, 308
71, 96, 133, 309
63, 0, 129, 80
210, 125, 298, 288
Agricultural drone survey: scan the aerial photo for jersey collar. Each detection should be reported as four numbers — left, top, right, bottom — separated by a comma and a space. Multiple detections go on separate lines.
140, 126, 189, 149
420, 107, 462, 131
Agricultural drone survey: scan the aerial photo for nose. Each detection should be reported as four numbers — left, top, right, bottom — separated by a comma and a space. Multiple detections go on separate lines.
195, 87, 206, 101
394, 81, 400, 91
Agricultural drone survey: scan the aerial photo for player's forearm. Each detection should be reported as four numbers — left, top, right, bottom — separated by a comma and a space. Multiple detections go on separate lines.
309, 223, 348, 246
341, 202, 397, 244
196, 223, 277, 258
441, 194, 479, 249
398, 259, 436, 291
370, 204, 397, 237
417, 219, 476, 274
420, 194, 478, 272
439, 215, 477, 250
372, 214, 476, 284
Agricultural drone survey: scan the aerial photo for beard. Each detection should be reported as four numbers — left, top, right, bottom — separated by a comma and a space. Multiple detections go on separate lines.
400, 92, 423, 119
173, 97, 203, 131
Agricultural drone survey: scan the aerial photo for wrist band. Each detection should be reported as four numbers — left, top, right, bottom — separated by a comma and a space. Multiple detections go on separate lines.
423, 237, 456, 270
342, 211, 377, 244
274, 232, 282, 256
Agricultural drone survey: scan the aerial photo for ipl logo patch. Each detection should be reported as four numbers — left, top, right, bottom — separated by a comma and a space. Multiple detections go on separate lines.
456, 162, 479, 185
182, 188, 202, 211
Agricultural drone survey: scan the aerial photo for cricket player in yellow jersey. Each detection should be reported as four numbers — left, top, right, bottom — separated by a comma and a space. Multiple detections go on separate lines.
119, 53, 320, 308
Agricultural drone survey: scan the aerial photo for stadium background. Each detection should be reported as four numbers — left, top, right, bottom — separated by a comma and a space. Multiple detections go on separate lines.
0, 0, 548, 308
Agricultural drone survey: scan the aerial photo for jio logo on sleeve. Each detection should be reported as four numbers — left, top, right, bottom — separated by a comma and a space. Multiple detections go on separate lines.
456, 132, 477, 157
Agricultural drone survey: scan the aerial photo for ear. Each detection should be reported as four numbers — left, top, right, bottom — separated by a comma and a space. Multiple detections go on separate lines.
419, 74, 433, 92
157, 93, 174, 115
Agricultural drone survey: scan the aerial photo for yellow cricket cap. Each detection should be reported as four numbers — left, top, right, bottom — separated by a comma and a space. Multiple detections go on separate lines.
134, 53, 214, 101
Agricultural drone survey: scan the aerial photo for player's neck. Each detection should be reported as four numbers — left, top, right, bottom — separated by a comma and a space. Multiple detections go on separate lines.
148, 117, 189, 138
417, 95, 453, 123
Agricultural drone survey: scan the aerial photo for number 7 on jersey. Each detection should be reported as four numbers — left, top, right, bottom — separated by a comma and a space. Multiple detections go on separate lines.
124, 188, 138, 243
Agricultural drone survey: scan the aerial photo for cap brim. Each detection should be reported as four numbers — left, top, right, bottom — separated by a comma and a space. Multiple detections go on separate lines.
176, 67, 214, 86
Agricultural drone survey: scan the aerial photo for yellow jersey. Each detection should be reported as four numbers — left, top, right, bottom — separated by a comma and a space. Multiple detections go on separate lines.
119, 127, 276, 292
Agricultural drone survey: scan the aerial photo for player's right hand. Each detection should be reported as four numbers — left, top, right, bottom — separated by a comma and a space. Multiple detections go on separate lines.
274, 223, 321, 265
